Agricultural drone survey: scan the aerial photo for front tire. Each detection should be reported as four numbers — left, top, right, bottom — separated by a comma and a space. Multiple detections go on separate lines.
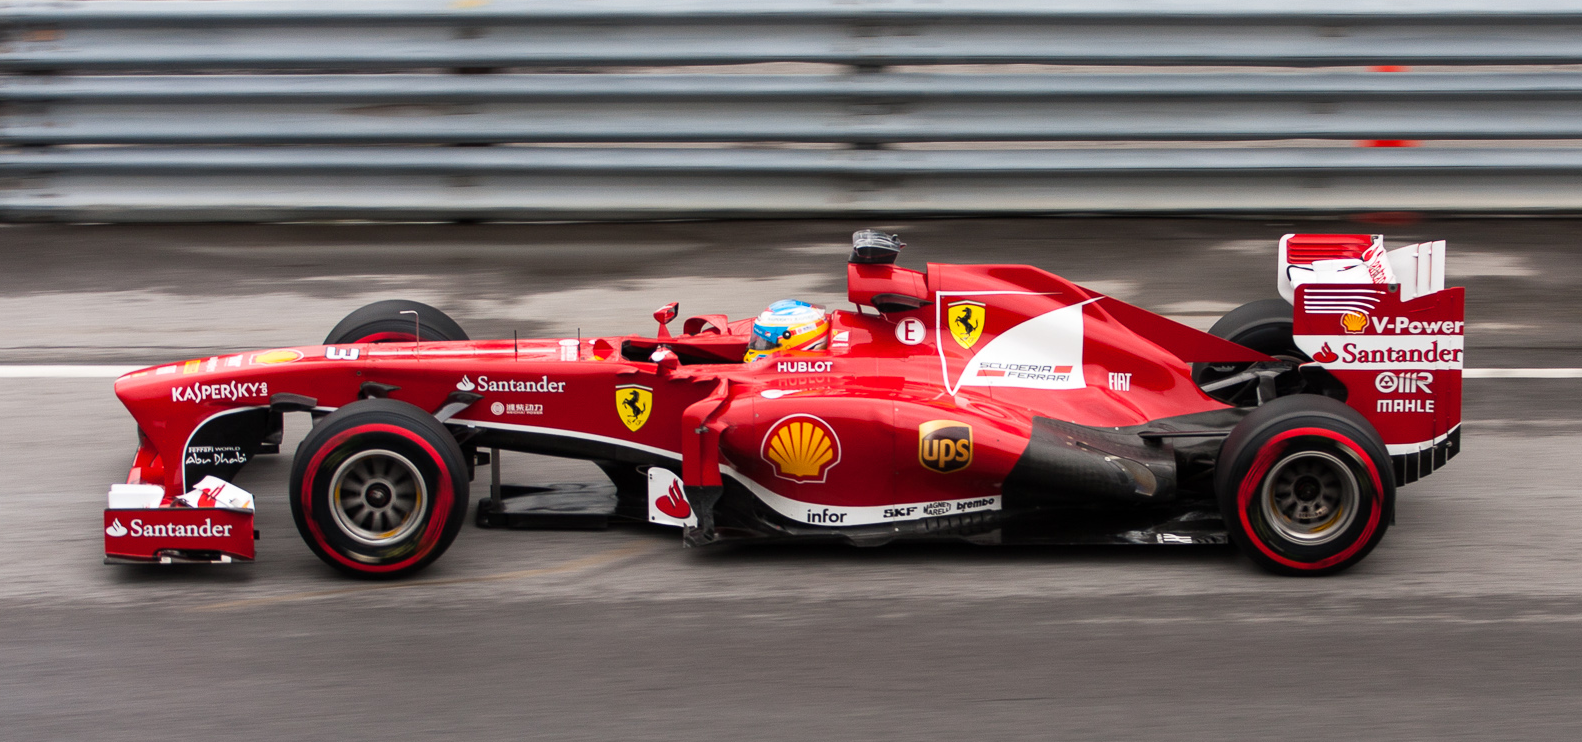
290, 398, 470, 579
1216, 395, 1393, 576
324, 299, 469, 345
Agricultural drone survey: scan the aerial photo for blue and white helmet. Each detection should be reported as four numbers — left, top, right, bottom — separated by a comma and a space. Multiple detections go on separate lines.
745, 299, 830, 362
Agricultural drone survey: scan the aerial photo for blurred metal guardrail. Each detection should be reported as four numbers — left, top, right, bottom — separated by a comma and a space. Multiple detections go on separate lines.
11, 72, 1582, 145
9, 147, 1582, 222
5, 0, 1582, 221
9, 0, 1582, 69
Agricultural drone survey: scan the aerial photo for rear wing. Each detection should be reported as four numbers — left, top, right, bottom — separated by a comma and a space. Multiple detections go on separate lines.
1278, 233, 1446, 305
1282, 234, 1462, 485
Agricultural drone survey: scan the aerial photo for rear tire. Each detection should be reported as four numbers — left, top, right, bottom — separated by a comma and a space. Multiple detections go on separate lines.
290, 398, 470, 579
1194, 298, 1307, 405
324, 300, 468, 345
1216, 395, 1393, 576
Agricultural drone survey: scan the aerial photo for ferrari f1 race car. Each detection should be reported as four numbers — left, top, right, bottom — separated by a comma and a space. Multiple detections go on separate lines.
104, 231, 1463, 577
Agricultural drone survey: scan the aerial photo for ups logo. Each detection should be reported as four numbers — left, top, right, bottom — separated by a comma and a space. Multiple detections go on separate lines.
919, 420, 973, 473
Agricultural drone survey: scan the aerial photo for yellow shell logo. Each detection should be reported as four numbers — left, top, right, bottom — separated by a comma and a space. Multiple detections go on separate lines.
948, 301, 985, 349
1340, 311, 1368, 334
761, 414, 841, 483
251, 349, 304, 365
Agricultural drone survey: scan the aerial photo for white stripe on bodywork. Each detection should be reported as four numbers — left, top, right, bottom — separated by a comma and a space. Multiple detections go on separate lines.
734, 473, 1002, 526
1385, 426, 1459, 457
957, 300, 1093, 393
931, 291, 1092, 395
448, 417, 685, 462
450, 417, 1000, 527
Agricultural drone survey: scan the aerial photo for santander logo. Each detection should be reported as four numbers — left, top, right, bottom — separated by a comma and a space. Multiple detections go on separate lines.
105, 519, 128, 537
1312, 343, 1339, 363
656, 479, 691, 519
456, 376, 477, 391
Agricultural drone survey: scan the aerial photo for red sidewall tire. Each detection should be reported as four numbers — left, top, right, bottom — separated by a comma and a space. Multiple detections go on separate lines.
352, 331, 419, 343
290, 400, 469, 579
1217, 396, 1393, 576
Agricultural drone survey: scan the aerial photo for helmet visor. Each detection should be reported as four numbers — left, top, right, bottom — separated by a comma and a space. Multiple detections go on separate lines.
747, 330, 785, 352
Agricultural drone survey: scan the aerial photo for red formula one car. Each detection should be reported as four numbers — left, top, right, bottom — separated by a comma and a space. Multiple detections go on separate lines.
104, 231, 1463, 576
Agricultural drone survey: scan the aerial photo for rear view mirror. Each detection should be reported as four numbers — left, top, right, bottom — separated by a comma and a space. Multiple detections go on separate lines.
849, 230, 905, 265
654, 302, 679, 337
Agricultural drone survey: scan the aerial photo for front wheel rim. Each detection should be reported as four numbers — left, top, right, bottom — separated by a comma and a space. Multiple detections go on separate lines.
1259, 449, 1359, 545
328, 449, 427, 546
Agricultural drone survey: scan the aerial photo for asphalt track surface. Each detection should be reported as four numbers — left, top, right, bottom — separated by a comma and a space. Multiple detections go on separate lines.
2, 218, 1581, 740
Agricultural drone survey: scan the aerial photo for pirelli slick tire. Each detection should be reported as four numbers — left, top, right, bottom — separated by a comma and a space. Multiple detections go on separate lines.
1193, 298, 1307, 405
324, 299, 469, 345
290, 398, 470, 579
1216, 395, 1393, 577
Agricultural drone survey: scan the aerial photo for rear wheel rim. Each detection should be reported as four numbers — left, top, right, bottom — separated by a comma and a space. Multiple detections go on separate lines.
1259, 449, 1359, 545
328, 449, 427, 546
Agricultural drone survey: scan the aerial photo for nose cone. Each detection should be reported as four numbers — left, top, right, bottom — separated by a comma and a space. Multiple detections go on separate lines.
114, 350, 305, 407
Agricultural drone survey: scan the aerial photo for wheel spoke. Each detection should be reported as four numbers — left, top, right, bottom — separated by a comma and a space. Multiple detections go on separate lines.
1260, 448, 1360, 545
328, 449, 429, 546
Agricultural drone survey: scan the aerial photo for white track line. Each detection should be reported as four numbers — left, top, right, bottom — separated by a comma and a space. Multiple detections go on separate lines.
0, 365, 1579, 379
1464, 368, 1582, 379
0, 365, 143, 378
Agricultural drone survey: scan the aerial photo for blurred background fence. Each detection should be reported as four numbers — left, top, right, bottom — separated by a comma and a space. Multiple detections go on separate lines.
5, 0, 1582, 221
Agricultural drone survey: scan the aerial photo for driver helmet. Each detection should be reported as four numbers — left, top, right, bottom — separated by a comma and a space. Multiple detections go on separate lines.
744, 300, 830, 362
